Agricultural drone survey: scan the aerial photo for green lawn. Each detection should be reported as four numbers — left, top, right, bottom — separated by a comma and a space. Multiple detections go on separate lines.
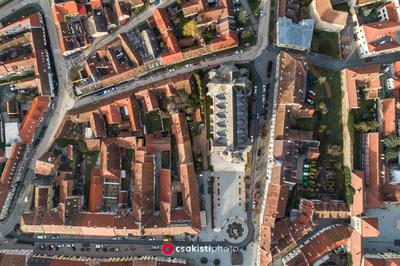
292, 116, 317, 131
311, 31, 340, 58
319, 68, 343, 146
349, 97, 377, 169
239, 31, 257, 46
302, 68, 345, 199
351, 98, 376, 123
122, 149, 134, 171
145, 110, 163, 133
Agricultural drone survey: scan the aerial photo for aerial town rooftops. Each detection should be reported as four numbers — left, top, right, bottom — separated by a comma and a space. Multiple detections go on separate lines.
51, 1, 89, 55
0, 143, 26, 186
297, 225, 352, 264
344, 65, 381, 109
278, 52, 308, 105
19, 96, 50, 144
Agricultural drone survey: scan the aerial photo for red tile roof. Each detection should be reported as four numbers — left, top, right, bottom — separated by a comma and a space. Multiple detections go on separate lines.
300, 225, 352, 264
90, 111, 107, 138
52, 1, 79, 22
362, 20, 400, 53
100, 139, 121, 179
361, 217, 380, 237
351, 170, 365, 216
0, 143, 25, 185
312, 0, 348, 27
19, 96, 49, 143
344, 66, 381, 109
382, 98, 396, 136
88, 167, 103, 213
365, 132, 384, 209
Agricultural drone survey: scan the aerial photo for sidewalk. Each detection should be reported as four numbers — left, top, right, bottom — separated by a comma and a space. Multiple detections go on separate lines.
340, 71, 352, 168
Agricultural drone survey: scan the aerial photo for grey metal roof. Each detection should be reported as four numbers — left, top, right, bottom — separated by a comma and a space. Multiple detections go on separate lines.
277, 17, 315, 50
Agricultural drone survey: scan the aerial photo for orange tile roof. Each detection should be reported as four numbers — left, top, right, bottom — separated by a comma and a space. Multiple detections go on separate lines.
198, 7, 229, 24
52, 1, 79, 23
51, 1, 89, 55
90, 111, 107, 138
0, 143, 25, 185
351, 170, 365, 216
182, 0, 205, 17
179, 163, 201, 231
365, 132, 384, 209
300, 225, 352, 264
362, 20, 400, 53
171, 112, 191, 144
35, 152, 59, 176
100, 103, 122, 124
350, 230, 363, 266
313, 0, 348, 27
19, 96, 50, 143
361, 217, 380, 237
100, 139, 121, 179
277, 52, 308, 105
364, 257, 385, 266
142, 90, 159, 112
382, 98, 396, 136
344, 66, 381, 109
153, 9, 181, 54
90, 0, 102, 10
88, 167, 103, 213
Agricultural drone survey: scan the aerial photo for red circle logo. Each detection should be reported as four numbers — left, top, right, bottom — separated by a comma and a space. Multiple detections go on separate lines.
162, 243, 175, 255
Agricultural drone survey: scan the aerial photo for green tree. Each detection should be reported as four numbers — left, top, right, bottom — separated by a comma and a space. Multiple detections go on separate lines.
16, 93, 36, 103
53, 148, 62, 156
327, 145, 342, 158
238, 10, 249, 26
354, 120, 379, 133
241, 30, 252, 40
318, 124, 327, 133
318, 102, 328, 115
159, 41, 166, 50
182, 19, 199, 39
317, 76, 326, 85
383, 133, 400, 149
385, 149, 399, 161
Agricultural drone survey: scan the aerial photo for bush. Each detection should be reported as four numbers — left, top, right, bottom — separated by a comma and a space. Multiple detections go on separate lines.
343, 166, 355, 205
193, 73, 205, 116
354, 120, 378, 132
182, 20, 198, 38
383, 134, 400, 161
53, 148, 62, 156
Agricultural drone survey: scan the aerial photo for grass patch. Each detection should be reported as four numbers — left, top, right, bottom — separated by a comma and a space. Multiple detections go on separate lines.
343, 166, 355, 204
334, 3, 350, 12
239, 31, 257, 46
145, 110, 163, 133
350, 97, 376, 168
162, 117, 173, 130
122, 149, 134, 171
292, 116, 317, 131
171, 136, 179, 180
306, 68, 345, 199
311, 31, 340, 58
